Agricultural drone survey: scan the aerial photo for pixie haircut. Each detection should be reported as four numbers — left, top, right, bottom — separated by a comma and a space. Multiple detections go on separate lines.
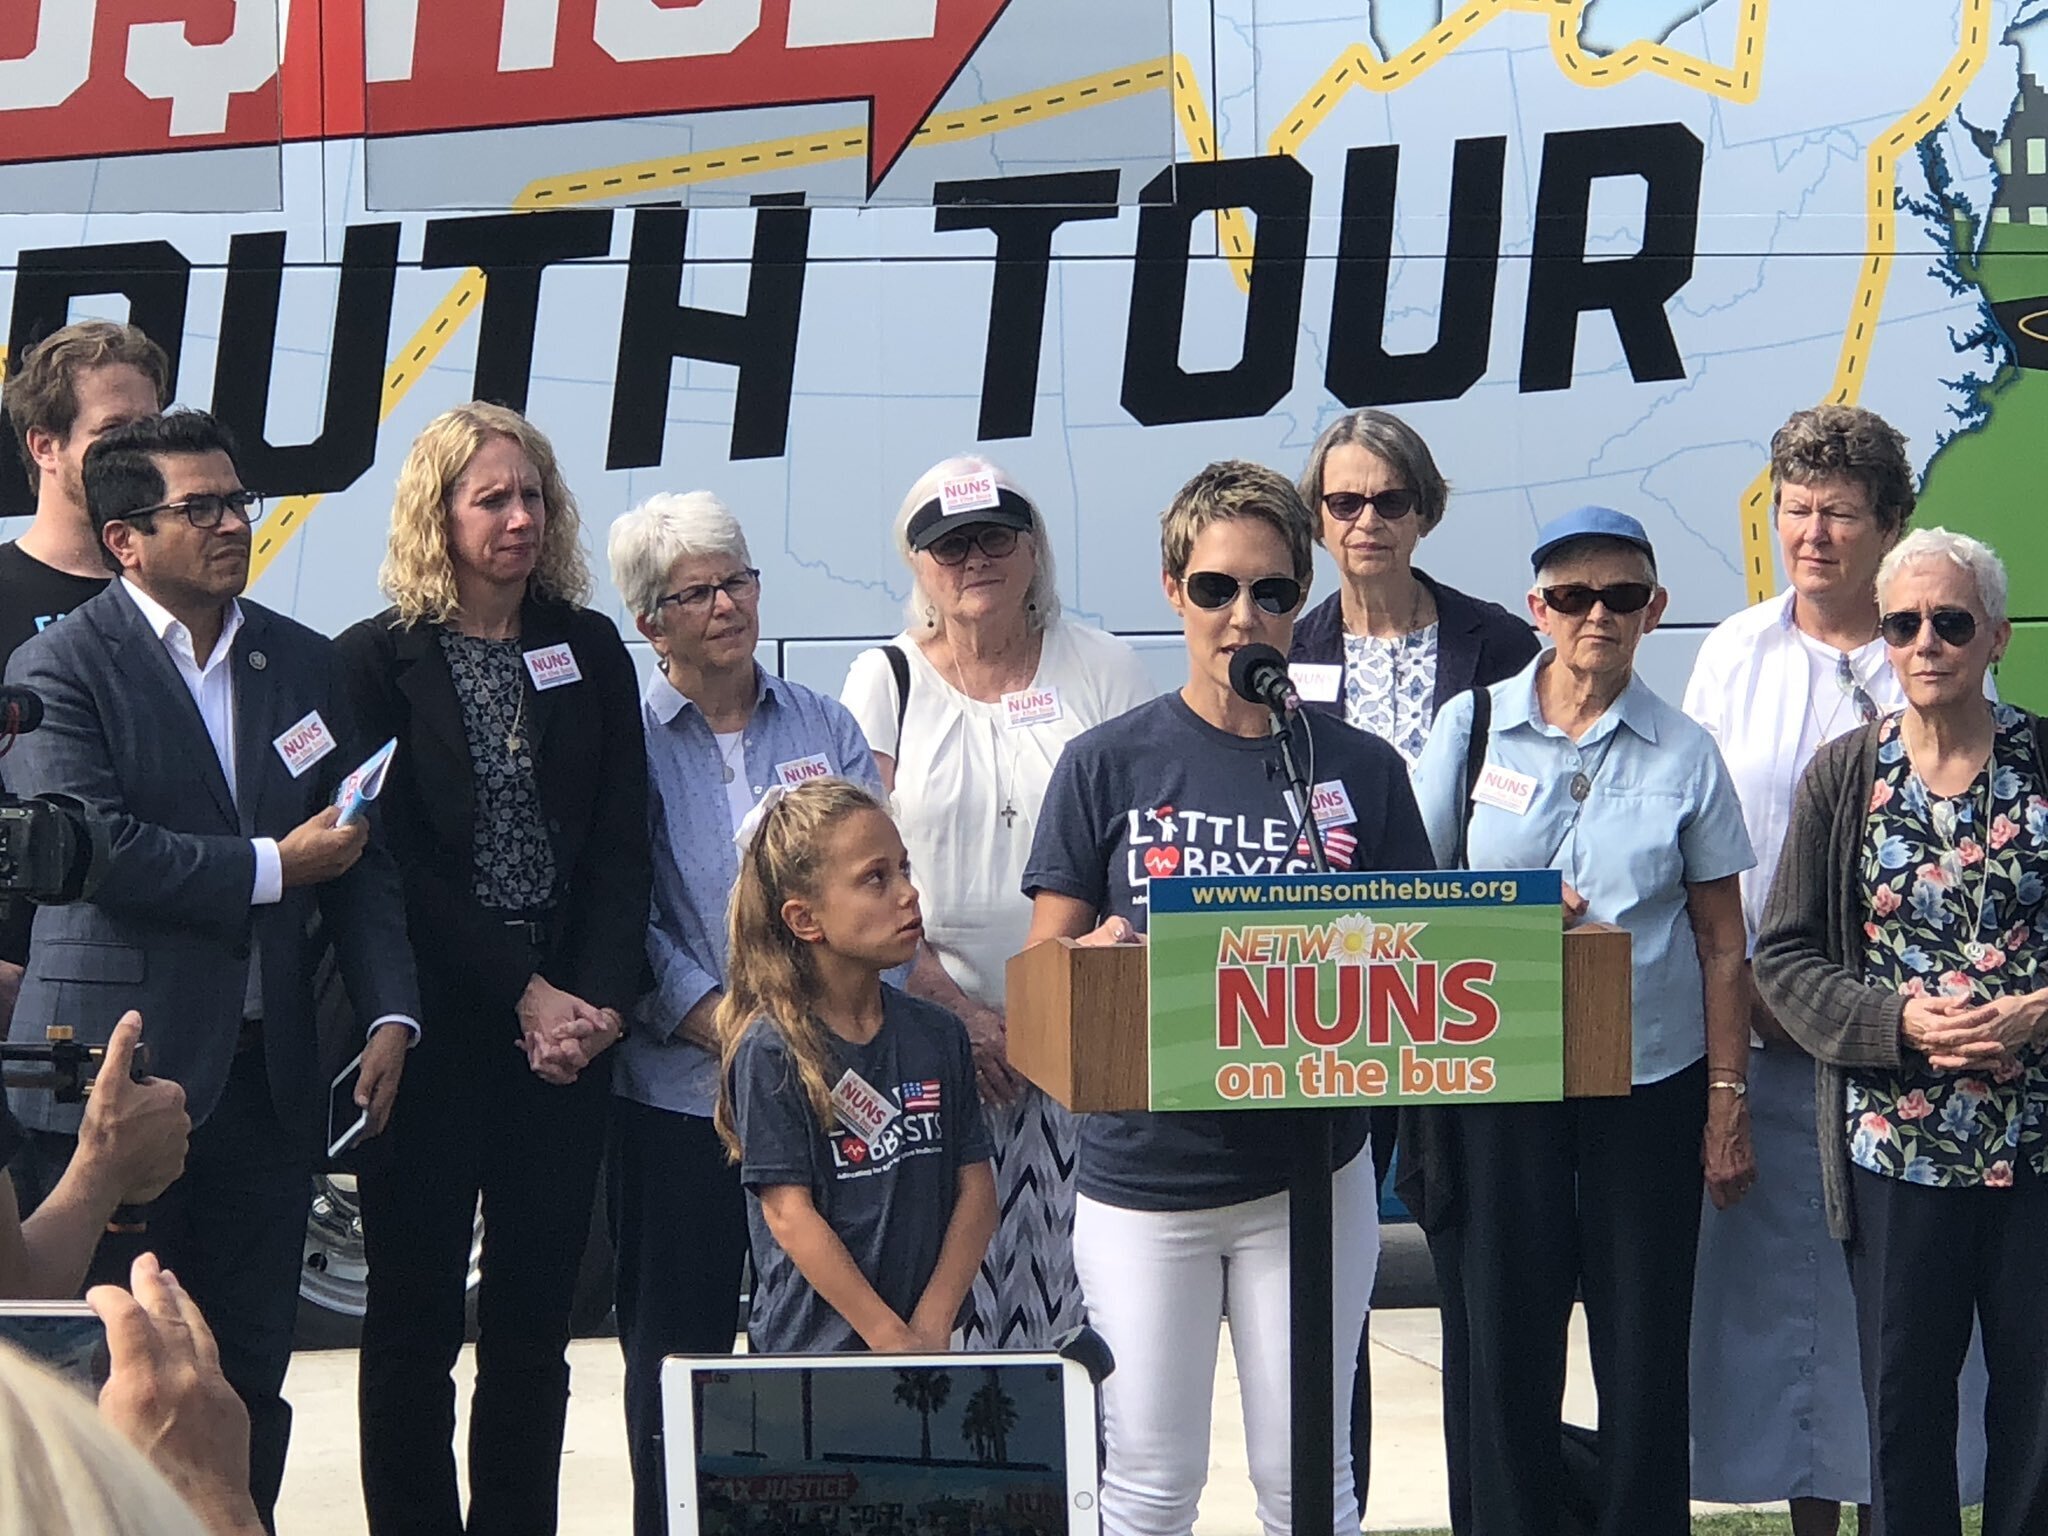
380, 402, 592, 628
3, 320, 171, 492
609, 491, 752, 620
1877, 527, 2008, 627
892, 455, 1061, 632
82, 410, 243, 573
1297, 410, 1450, 533
1160, 460, 1317, 585
1770, 405, 1916, 536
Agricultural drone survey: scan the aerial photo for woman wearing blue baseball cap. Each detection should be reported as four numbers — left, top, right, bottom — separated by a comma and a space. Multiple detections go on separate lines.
1410, 506, 1756, 1535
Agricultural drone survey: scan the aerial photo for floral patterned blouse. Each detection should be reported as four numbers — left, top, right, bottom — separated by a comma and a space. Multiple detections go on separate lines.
1342, 624, 1440, 766
1848, 705, 2048, 1187
440, 630, 558, 913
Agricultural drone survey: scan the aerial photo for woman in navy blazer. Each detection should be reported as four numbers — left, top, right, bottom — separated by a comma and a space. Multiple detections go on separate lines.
1287, 409, 1535, 1535
1288, 411, 1537, 741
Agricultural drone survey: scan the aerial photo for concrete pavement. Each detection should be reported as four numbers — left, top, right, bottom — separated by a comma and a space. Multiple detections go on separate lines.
274, 1304, 1782, 1534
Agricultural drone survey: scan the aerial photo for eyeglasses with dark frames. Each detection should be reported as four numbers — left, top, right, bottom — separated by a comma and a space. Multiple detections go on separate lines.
1879, 608, 1978, 649
1321, 488, 1419, 522
655, 569, 762, 615
926, 525, 1021, 566
123, 490, 264, 530
1183, 571, 1304, 615
1537, 582, 1655, 616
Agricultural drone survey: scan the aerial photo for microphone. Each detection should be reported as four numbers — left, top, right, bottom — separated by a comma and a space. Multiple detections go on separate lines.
0, 685, 44, 735
1228, 643, 1297, 716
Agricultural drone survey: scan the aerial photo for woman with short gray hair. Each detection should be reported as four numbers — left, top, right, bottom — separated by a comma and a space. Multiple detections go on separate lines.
841, 454, 1152, 1349
1289, 410, 1535, 764
1757, 528, 2048, 1536
604, 492, 881, 1536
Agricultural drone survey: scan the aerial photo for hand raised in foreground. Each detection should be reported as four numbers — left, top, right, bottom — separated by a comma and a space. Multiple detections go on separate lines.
74, 1012, 189, 1208
89, 1253, 265, 1536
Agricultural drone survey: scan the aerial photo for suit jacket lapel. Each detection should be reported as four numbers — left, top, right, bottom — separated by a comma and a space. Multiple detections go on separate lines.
96, 584, 239, 829
392, 619, 476, 833
232, 607, 284, 836
517, 595, 570, 760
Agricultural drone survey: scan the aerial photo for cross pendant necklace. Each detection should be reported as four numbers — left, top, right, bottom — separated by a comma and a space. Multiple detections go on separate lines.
1001, 802, 1017, 827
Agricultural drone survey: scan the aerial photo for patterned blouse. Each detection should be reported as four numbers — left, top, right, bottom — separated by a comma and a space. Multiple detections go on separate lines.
1849, 705, 2048, 1187
1341, 624, 1440, 767
440, 630, 558, 913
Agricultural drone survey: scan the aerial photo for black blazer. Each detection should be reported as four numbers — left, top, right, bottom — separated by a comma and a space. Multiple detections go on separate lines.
1289, 567, 1539, 721
334, 594, 650, 1022
5, 585, 418, 1141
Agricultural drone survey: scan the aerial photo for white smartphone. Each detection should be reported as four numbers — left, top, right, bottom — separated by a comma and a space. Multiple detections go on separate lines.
328, 1051, 368, 1159
0, 1300, 109, 1391
660, 1351, 1100, 1535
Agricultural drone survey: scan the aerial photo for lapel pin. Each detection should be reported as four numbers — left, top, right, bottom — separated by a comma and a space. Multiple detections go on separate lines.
249, 651, 268, 671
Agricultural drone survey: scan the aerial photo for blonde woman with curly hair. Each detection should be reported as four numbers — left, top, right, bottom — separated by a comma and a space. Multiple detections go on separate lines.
335, 403, 651, 1536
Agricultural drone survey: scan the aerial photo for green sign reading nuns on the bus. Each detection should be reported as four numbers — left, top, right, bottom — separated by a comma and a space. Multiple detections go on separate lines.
1144, 871, 1566, 1112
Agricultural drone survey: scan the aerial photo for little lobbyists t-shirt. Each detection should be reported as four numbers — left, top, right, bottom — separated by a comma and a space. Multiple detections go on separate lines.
1023, 692, 1435, 1212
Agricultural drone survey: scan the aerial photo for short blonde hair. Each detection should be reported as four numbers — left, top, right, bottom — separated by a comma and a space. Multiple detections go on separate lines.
608, 491, 752, 620
0, 1343, 212, 1535
1160, 460, 1317, 585
891, 455, 1061, 631
379, 403, 593, 627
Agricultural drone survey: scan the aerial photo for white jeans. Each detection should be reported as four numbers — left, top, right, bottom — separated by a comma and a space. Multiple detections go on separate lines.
1073, 1147, 1380, 1536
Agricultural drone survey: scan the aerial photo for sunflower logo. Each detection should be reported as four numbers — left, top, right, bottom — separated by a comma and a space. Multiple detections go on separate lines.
1331, 914, 1374, 965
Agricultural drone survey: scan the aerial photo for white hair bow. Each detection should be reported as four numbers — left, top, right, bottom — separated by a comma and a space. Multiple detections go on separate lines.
733, 784, 787, 856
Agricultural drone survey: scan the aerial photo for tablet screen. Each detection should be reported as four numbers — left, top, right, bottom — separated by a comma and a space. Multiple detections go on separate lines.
667, 1354, 1093, 1535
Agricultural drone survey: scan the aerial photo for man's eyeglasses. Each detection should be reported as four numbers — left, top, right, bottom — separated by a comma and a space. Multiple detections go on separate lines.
1835, 652, 1881, 724
1322, 489, 1419, 522
926, 526, 1021, 566
1183, 572, 1305, 614
1880, 608, 1978, 649
655, 569, 761, 615
1537, 582, 1655, 616
124, 490, 264, 530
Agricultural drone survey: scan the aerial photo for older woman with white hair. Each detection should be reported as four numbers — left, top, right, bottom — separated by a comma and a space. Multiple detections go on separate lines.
840, 455, 1151, 1348
606, 492, 882, 1536
1757, 528, 2048, 1536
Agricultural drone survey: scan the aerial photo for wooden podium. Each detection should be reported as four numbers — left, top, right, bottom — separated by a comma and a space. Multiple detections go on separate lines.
1005, 922, 1632, 1111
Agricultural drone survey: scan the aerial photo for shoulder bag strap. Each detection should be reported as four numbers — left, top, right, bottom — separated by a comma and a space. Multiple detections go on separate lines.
881, 644, 912, 754
1454, 683, 1492, 871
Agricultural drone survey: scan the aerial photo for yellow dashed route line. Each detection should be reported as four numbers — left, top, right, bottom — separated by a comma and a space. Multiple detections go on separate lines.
1733, 0, 1988, 602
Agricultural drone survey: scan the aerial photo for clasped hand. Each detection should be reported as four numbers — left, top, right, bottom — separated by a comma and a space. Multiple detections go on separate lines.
515, 976, 621, 1085
1903, 992, 2048, 1076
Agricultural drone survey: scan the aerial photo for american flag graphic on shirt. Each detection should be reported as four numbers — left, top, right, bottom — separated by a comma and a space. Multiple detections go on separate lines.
899, 1080, 942, 1112
1295, 823, 1358, 870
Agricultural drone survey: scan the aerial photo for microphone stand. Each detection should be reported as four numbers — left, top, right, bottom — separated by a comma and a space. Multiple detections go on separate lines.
1271, 702, 1338, 1534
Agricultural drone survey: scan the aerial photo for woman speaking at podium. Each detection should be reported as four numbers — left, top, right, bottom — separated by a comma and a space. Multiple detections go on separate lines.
1020, 460, 1432, 1536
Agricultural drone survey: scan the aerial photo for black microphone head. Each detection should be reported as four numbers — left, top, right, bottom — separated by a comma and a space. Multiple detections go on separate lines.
1228, 643, 1290, 707
0, 685, 43, 734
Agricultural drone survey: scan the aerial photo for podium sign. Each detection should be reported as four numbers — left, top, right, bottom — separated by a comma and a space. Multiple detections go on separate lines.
1144, 870, 1566, 1112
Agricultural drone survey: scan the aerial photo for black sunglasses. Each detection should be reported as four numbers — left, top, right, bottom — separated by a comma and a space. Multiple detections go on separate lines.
1538, 582, 1655, 616
123, 489, 264, 531
1322, 488, 1418, 522
1880, 607, 1978, 648
927, 525, 1020, 566
1183, 571, 1304, 614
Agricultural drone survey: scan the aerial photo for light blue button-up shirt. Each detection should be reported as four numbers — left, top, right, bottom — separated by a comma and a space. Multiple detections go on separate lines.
1410, 656, 1755, 1083
619, 664, 882, 1116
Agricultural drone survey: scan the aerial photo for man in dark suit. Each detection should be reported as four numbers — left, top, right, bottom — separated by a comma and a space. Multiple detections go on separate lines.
2, 409, 421, 1527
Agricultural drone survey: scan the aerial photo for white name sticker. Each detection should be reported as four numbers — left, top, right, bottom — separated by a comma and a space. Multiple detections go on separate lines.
774, 753, 835, 788
273, 710, 338, 779
522, 642, 581, 690
938, 471, 1002, 518
1289, 662, 1341, 704
1002, 686, 1064, 729
1471, 763, 1539, 816
1309, 779, 1357, 828
830, 1068, 901, 1143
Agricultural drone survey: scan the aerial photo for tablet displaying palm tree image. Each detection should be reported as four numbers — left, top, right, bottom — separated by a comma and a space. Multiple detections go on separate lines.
661, 1353, 1099, 1535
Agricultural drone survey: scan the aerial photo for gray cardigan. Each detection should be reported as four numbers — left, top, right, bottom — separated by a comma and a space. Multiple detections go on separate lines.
1754, 712, 2048, 1239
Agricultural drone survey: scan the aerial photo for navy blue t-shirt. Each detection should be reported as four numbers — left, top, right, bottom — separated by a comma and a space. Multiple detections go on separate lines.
1023, 692, 1435, 1212
734, 985, 992, 1353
